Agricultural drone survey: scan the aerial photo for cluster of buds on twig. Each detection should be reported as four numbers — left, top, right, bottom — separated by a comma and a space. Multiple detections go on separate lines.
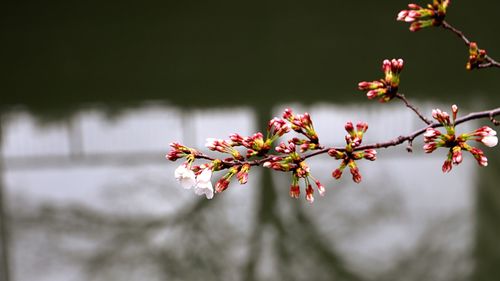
397, 0, 450, 32
214, 164, 252, 193
229, 132, 270, 158
166, 142, 198, 161
167, 108, 327, 202
282, 108, 320, 148
466, 42, 488, 70
263, 141, 325, 203
358, 59, 404, 103
328, 122, 376, 183
424, 105, 498, 172
227, 117, 292, 158
206, 138, 244, 160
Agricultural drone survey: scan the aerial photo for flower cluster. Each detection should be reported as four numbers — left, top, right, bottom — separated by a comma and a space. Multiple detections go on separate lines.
328, 122, 377, 183
397, 0, 450, 32
282, 108, 320, 149
167, 108, 326, 202
214, 163, 251, 193
423, 105, 498, 172
263, 141, 325, 203
358, 59, 404, 103
227, 117, 291, 158
466, 42, 488, 70
166, 142, 198, 161
174, 164, 215, 199
206, 138, 244, 160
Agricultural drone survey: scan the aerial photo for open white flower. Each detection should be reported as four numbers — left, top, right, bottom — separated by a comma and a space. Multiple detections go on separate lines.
174, 164, 196, 189
194, 168, 214, 199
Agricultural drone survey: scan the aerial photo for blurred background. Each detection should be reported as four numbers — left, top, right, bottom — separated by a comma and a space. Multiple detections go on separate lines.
1, 1, 499, 280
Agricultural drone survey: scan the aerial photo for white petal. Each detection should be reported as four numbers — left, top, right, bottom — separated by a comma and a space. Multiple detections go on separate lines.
194, 182, 214, 199
175, 165, 196, 189
180, 176, 196, 189
482, 136, 498, 147
204, 189, 214, 199
197, 168, 212, 183
174, 165, 187, 179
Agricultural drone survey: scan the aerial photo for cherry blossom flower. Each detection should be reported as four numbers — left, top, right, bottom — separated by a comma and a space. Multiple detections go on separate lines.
194, 168, 214, 199
328, 121, 377, 183
397, 1, 450, 32
358, 59, 404, 102
424, 105, 497, 172
174, 164, 196, 189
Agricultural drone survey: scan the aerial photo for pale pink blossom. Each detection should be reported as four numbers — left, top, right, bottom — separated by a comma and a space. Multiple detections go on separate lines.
194, 168, 214, 199
174, 164, 196, 189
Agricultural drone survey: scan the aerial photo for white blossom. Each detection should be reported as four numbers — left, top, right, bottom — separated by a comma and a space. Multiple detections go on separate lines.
194, 168, 214, 199
174, 165, 196, 189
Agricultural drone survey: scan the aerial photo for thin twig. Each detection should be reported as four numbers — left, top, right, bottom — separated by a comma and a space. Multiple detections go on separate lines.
441, 21, 470, 46
396, 93, 432, 125
441, 21, 500, 69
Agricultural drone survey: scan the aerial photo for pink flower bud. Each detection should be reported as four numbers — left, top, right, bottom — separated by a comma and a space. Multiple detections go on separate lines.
358, 81, 371, 90
358, 81, 384, 90
229, 133, 245, 145
481, 135, 498, 147
423, 142, 437, 153
345, 121, 354, 133
301, 113, 312, 125
470, 148, 488, 167
397, 10, 408, 21
236, 164, 251, 184
363, 149, 377, 161
283, 108, 293, 120
300, 143, 309, 152
409, 22, 423, 32
356, 122, 369, 133
408, 4, 422, 10
366, 90, 379, 99
423, 128, 440, 142
289, 184, 300, 199
332, 168, 343, 179
452, 147, 462, 165
215, 178, 230, 193
479, 156, 488, 167
382, 59, 392, 73
315, 180, 325, 196
442, 159, 452, 173
328, 149, 344, 159
166, 150, 182, 161
350, 166, 362, 183
305, 184, 314, 203
451, 104, 458, 121
431, 109, 439, 119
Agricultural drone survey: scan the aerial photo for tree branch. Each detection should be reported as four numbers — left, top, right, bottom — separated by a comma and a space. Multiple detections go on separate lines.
396, 93, 432, 125
193, 107, 500, 168
441, 21, 500, 69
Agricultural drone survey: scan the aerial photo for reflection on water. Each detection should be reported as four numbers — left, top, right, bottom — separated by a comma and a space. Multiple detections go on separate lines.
0, 103, 482, 281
